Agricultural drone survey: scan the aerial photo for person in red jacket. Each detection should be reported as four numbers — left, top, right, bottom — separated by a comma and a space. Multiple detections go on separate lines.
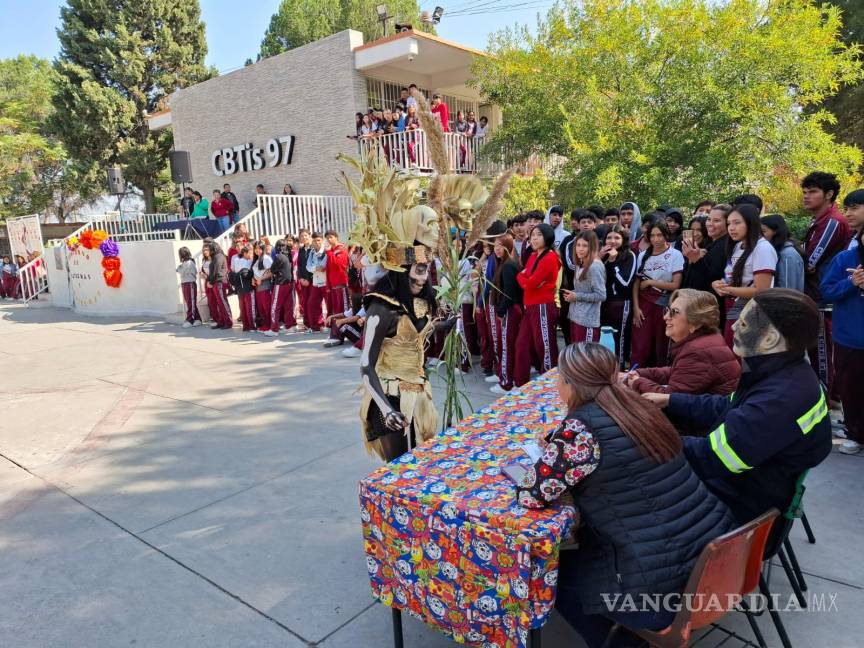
801, 171, 852, 397
513, 223, 561, 387
324, 230, 350, 332
623, 289, 740, 435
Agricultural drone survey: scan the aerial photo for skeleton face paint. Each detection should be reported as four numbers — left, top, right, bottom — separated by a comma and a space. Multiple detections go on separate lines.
409, 262, 429, 295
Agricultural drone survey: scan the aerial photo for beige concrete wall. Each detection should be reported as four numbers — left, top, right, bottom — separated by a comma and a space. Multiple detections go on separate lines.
170, 30, 367, 212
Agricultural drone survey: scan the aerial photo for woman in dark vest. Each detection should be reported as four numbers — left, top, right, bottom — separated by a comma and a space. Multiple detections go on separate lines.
516, 342, 735, 647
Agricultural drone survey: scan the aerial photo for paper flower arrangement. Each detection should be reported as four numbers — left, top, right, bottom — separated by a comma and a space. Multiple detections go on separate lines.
101, 256, 123, 288
68, 228, 123, 288
66, 236, 80, 251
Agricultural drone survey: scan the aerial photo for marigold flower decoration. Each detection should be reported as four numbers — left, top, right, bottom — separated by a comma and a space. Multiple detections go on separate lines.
79, 230, 95, 249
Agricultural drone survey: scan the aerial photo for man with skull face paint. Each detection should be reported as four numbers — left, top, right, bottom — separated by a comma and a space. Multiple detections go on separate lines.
644, 289, 832, 523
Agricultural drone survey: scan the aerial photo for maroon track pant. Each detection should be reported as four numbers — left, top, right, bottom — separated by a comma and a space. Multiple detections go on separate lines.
211, 281, 233, 327
271, 283, 297, 332
834, 342, 864, 443
181, 282, 201, 323
498, 305, 522, 390
304, 284, 326, 331
630, 295, 668, 368
514, 302, 559, 387
255, 288, 272, 330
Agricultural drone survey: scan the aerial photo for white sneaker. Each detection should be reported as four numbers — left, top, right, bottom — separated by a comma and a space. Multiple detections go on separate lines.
342, 346, 362, 358
323, 339, 343, 348
192, 321, 202, 327
490, 384, 511, 395
839, 440, 863, 455
182, 321, 192, 328
264, 330, 278, 337
484, 374, 500, 383
210, 323, 220, 329
833, 426, 848, 439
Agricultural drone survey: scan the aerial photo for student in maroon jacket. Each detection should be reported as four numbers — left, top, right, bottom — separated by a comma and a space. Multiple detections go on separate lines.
513, 223, 561, 387
624, 288, 740, 397
801, 171, 852, 396
324, 230, 350, 326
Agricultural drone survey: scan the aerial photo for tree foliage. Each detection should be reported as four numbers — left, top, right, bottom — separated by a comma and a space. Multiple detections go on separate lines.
260, 0, 432, 58
0, 55, 102, 221
821, 0, 864, 152
474, 0, 863, 211
502, 169, 551, 216
52, 0, 213, 212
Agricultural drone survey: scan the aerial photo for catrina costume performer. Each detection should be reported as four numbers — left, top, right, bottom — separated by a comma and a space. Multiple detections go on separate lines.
339, 154, 448, 461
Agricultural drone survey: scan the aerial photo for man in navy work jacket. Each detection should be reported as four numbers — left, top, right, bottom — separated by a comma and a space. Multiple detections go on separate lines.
644, 288, 833, 523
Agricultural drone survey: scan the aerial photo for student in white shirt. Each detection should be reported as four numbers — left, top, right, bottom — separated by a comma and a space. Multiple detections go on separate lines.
251, 240, 273, 332
231, 245, 255, 331
712, 203, 777, 346
631, 218, 685, 367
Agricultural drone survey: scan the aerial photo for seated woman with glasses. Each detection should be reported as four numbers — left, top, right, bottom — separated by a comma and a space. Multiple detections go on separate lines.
621, 289, 740, 431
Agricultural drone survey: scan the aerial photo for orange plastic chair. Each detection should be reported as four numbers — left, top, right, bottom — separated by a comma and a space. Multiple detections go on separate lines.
601, 508, 779, 648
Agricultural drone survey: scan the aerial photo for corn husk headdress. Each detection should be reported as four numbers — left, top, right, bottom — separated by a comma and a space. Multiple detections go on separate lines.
339, 153, 439, 272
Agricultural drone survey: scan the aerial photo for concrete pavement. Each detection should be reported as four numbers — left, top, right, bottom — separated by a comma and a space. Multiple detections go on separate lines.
1, 302, 861, 647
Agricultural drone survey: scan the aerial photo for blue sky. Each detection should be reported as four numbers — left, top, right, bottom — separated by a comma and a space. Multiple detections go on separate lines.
0, 0, 551, 73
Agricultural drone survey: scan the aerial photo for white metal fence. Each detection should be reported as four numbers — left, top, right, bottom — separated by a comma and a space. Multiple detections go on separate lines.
18, 257, 49, 303
249, 195, 355, 240
358, 130, 491, 175
65, 213, 177, 240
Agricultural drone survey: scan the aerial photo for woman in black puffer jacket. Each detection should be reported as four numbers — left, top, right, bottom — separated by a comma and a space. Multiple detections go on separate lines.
516, 343, 735, 647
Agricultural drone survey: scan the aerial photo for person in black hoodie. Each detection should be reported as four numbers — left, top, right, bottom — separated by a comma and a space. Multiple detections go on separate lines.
206, 241, 233, 329
683, 203, 732, 326
599, 225, 636, 367
489, 234, 523, 394
265, 238, 296, 337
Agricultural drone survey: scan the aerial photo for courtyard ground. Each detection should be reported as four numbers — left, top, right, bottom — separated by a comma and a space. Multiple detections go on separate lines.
1, 302, 861, 647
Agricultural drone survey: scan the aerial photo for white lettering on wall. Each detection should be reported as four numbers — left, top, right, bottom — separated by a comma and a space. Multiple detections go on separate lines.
211, 136, 295, 176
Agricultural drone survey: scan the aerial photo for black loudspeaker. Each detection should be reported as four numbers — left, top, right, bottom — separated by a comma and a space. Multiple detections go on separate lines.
106, 167, 125, 195
169, 150, 193, 183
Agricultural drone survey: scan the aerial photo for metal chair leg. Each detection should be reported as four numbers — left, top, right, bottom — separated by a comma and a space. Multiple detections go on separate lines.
740, 599, 768, 648
759, 574, 794, 648
599, 623, 620, 648
777, 547, 807, 608
392, 607, 404, 648
529, 627, 543, 648
783, 538, 808, 592
800, 512, 816, 544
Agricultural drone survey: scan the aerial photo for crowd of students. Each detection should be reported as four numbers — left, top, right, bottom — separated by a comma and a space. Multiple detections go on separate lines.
352, 85, 488, 170
176, 170, 864, 455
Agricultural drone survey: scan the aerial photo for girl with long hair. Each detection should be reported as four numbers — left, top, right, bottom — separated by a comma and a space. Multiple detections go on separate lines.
513, 224, 562, 386
563, 231, 606, 343
600, 225, 636, 366
631, 219, 684, 367
489, 234, 523, 394
760, 214, 805, 292
516, 343, 734, 648
199, 242, 218, 326
175, 247, 202, 327
712, 203, 777, 346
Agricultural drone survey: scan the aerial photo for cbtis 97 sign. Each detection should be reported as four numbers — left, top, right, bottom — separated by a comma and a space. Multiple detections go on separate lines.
211, 136, 295, 176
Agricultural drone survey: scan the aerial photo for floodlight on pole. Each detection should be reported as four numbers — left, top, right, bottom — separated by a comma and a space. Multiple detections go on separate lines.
376, 4, 391, 36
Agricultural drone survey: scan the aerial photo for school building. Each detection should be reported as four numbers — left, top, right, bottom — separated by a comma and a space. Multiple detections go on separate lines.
147, 28, 502, 211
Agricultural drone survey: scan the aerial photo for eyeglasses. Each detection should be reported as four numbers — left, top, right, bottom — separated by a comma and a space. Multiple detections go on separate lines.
663, 306, 682, 318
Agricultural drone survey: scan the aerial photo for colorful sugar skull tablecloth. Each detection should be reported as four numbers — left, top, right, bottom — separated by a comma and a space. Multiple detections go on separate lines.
359, 372, 577, 648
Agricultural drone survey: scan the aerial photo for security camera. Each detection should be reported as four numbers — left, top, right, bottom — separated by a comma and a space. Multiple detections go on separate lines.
408, 55, 415, 62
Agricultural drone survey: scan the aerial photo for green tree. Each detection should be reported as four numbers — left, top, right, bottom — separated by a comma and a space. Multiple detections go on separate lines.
0, 55, 102, 221
821, 0, 864, 152
259, 0, 431, 58
502, 169, 551, 216
52, 0, 213, 212
474, 0, 863, 210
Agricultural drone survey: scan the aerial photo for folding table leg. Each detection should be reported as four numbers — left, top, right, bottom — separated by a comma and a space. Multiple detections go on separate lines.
529, 627, 542, 648
392, 608, 404, 648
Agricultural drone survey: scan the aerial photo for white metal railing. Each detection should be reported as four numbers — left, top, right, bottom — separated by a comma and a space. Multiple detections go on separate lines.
19, 256, 49, 303
109, 230, 181, 242
250, 195, 355, 240
65, 213, 177, 242
358, 130, 495, 175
